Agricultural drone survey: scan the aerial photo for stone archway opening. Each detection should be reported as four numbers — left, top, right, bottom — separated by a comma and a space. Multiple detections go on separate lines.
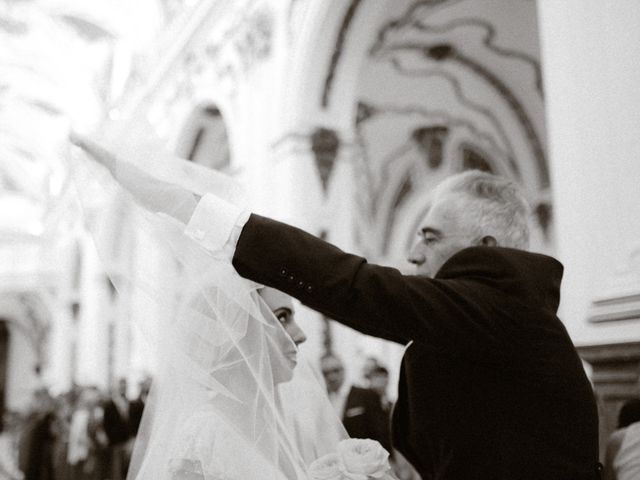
342, 0, 550, 265
175, 104, 231, 170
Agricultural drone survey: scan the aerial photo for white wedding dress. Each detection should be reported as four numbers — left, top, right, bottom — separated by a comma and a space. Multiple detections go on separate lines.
69, 123, 348, 480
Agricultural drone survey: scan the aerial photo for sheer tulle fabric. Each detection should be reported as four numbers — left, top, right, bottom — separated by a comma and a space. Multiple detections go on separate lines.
68, 122, 346, 479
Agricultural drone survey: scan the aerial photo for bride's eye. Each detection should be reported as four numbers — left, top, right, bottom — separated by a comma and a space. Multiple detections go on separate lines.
276, 312, 289, 325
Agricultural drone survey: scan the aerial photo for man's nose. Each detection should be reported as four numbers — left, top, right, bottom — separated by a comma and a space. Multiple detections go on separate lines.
408, 243, 426, 265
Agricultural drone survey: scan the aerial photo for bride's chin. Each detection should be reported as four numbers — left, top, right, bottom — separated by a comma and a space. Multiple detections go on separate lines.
273, 357, 296, 384
285, 358, 297, 373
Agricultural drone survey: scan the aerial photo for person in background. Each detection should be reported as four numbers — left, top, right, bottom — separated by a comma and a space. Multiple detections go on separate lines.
68, 387, 109, 480
367, 365, 422, 480
321, 354, 391, 453
18, 388, 56, 480
368, 365, 391, 413
129, 376, 152, 437
0, 411, 24, 480
51, 392, 74, 480
103, 379, 132, 480
361, 356, 381, 387
604, 398, 640, 480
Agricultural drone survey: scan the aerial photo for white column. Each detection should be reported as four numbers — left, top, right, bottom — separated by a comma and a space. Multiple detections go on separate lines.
75, 238, 111, 388
538, 1, 640, 345
260, 135, 325, 231
45, 304, 74, 392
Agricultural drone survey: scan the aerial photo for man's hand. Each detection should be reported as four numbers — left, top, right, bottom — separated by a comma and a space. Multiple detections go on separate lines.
70, 132, 199, 224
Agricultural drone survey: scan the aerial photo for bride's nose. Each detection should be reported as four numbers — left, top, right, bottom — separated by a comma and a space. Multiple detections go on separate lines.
290, 320, 307, 346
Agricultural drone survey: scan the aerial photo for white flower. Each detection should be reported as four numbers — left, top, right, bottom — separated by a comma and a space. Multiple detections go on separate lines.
337, 439, 390, 480
309, 453, 344, 480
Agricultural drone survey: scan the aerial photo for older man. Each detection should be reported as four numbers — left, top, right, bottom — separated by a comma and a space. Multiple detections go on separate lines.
72, 135, 600, 480
189, 171, 600, 480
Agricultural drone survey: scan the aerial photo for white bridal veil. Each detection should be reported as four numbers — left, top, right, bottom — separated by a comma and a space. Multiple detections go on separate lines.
68, 121, 347, 479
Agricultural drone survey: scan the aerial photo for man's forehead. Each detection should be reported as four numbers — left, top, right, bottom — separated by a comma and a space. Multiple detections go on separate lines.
420, 196, 461, 231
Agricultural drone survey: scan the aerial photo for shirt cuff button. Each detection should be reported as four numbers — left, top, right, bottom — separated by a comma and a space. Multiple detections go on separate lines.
305, 285, 313, 293
280, 268, 287, 277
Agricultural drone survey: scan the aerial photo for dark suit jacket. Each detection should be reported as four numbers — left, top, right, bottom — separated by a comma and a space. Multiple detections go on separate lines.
18, 411, 55, 480
231, 214, 600, 480
129, 398, 145, 436
102, 399, 131, 445
342, 386, 392, 453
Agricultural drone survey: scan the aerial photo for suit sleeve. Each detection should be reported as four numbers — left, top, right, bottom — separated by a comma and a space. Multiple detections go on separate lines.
232, 215, 507, 355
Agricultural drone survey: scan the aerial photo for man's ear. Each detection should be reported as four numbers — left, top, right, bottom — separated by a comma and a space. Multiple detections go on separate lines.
479, 235, 497, 247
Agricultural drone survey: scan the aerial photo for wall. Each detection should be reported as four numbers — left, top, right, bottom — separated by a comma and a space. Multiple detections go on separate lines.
538, 0, 640, 346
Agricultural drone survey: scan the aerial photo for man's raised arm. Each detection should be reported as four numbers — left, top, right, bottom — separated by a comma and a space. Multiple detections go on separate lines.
186, 194, 509, 355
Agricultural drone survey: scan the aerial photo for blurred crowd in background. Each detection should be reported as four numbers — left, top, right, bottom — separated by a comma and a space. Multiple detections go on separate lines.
3, 377, 150, 480
4, 357, 416, 480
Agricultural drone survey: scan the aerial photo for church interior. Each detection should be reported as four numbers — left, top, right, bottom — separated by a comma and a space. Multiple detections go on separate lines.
1, 0, 640, 476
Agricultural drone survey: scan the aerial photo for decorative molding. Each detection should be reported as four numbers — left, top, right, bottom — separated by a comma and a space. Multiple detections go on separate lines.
322, 0, 363, 108
367, 2, 547, 188
410, 18, 543, 95
589, 295, 640, 324
356, 101, 378, 126
118, 0, 235, 116
588, 247, 640, 324
311, 128, 340, 192
382, 173, 414, 255
388, 58, 519, 174
384, 44, 548, 188
427, 44, 548, 188
533, 202, 552, 240
357, 101, 512, 166
412, 126, 448, 169
352, 99, 519, 255
370, 0, 463, 55
578, 341, 640, 368
460, 143, 493, 173
200, 5, 274, 92
577, 341, 640, 457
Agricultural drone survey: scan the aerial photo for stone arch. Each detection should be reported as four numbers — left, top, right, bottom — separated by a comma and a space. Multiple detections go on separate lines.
287, 0, 552, 261
0, 292, 52, 410
280, 0, 553, 378
174, 103, 232, 170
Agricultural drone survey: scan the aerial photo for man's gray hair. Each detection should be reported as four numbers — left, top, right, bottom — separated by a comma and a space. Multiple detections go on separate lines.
434, 171, 531, 249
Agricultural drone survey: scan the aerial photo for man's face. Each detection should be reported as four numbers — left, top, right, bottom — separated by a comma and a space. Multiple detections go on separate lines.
321, 356, 345, 394
408, 193, 475, 277
369, 373, 389, 397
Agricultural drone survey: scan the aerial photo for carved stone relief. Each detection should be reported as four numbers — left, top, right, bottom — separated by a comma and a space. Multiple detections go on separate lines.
310, 128, 340, 192
588, 246, 640, 324
338, 0, 548, 259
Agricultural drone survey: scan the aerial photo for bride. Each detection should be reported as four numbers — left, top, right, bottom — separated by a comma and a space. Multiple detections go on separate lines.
69, 125, 394, 480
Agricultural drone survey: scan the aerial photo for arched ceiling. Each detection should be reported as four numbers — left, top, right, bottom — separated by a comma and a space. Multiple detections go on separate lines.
0, 0, 173, 235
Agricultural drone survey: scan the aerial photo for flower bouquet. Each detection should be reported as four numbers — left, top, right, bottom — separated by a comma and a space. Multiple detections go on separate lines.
308, 439, 396, 480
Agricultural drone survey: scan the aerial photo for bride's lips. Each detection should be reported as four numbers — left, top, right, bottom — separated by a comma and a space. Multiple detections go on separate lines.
284, 350, 298, 366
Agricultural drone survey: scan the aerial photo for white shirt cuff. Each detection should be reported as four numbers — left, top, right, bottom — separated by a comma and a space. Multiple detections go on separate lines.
185, 193, 250, 257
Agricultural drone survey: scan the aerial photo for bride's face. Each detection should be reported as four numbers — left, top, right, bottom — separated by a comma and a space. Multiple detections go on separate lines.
260, 287, 307, 376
